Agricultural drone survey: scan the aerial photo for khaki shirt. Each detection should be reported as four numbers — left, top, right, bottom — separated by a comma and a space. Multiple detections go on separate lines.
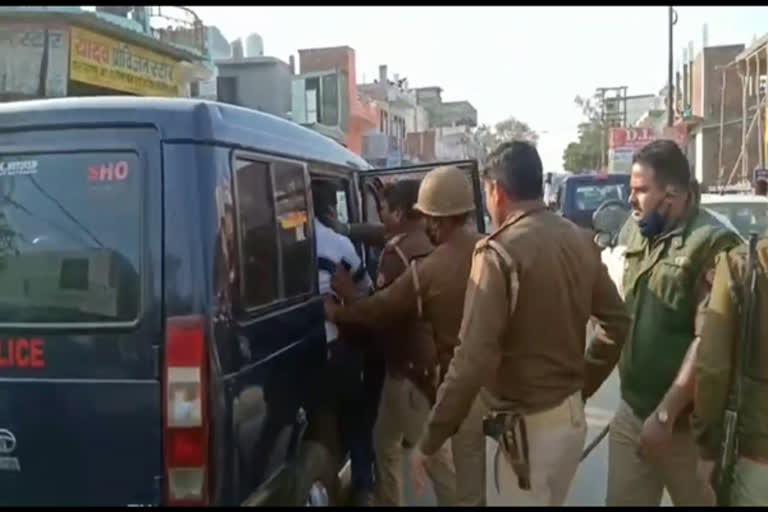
693, 238, 768, 459
419, 204, 630, 456
375, 221, 432, 289
372, 223, 438, 401
332, 228, 482, 386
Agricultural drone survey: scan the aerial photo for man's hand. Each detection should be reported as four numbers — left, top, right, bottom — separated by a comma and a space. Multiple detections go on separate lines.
331, 263, 359, 302
697, 457, 716, 485
696, 458, 717, 504
637, 412, 675, 459
409, 448, 429, 497
323, 295, 341, 322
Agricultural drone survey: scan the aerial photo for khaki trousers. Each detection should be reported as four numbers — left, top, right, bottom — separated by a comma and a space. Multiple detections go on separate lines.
485, 391, 587, 506
373, 373, 487, 506
606, 400, 714, 506
730, 457, 768, 506
373, 373, 455, 506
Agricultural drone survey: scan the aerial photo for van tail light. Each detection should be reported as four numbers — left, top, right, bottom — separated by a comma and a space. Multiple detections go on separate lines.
163, 315, 209, 506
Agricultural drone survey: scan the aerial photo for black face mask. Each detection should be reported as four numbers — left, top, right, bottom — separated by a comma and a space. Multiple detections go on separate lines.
637, 195, 667, 238
637, 210, 666, 238
636, 196, 669, 238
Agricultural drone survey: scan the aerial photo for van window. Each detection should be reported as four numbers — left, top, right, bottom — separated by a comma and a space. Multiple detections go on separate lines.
273, 161, 312, 297
234, 156, 313, 310
0, 152, 140, 324
234, 159, 279, 308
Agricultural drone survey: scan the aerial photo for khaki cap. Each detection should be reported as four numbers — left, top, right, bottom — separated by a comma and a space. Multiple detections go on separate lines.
413, 165, 475, 217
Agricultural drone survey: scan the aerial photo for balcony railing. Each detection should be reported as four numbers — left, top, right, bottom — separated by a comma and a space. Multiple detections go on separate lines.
149, 6, 207, 57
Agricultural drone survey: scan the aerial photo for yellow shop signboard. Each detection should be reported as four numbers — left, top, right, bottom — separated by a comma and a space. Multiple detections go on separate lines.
70, 26, 182, 96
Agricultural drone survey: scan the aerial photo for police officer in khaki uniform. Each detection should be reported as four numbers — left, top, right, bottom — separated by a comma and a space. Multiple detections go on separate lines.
325, 166, 488, 506
411, 141, 630, 506
693, 236, 768, 506
330, 180, 444, 506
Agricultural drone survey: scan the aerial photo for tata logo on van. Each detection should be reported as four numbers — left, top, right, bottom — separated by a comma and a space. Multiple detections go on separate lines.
0, 338, 45, 369
0, 159, 38, 176
88, 161, 129, 182
0, 430, 16, 455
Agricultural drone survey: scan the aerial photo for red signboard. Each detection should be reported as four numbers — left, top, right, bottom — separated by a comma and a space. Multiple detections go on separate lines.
608, 127, 655, 150
609, 125, 688, 151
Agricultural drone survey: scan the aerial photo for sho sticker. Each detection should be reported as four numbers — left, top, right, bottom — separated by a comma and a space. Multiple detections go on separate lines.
88, 161, 130, 182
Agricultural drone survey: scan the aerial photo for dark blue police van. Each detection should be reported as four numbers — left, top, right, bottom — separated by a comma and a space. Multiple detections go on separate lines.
554, 173, 631, 230
0, 97, 485, 506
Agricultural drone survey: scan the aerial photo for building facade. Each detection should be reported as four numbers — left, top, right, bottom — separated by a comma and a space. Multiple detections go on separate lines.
216, 56, 293, 118
0, 6, 209, 102
683, 44, 759, 187
295, 46, 378, 154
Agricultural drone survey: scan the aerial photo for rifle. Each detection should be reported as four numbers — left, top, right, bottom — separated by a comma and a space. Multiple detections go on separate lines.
715, 232, 760, 506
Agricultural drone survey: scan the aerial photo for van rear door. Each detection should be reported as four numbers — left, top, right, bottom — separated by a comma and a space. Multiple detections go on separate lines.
357, 159, 487, 232
0, 128, 163, 506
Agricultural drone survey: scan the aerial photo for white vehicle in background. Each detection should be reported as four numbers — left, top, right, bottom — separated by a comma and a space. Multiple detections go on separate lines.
700, 193, 768, 240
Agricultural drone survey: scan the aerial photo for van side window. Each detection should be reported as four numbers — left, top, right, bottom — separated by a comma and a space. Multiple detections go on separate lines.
234, 159, 279, 308
273, 161, 313, 297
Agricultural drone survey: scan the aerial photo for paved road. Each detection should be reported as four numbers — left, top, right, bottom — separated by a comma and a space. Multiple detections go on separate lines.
401, 369, 672, 506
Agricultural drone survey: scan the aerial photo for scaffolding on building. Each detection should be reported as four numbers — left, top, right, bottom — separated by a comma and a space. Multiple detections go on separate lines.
716, 33, 767, 188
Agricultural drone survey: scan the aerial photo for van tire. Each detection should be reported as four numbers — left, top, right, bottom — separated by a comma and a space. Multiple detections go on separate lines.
292, 441, 338, 506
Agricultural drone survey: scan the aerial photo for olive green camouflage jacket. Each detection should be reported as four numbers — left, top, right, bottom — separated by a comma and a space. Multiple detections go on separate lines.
618, 206, 741, 420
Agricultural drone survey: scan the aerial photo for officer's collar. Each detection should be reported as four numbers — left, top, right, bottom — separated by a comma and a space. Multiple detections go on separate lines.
497, 200, 547, 232
651, 191, 700, 249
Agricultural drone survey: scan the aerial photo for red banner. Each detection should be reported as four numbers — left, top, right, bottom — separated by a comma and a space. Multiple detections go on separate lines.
609, 125, 688, 150
608, 127, 655, 150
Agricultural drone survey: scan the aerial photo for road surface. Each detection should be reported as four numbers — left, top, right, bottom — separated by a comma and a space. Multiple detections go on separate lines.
401, 369, 672, 506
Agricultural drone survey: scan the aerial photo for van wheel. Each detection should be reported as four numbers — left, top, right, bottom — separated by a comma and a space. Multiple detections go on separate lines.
293, 441, 338, 506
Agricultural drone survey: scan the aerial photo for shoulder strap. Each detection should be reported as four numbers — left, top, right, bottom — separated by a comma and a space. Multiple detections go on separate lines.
386, 232, 423, 319
480, 238, 519, 317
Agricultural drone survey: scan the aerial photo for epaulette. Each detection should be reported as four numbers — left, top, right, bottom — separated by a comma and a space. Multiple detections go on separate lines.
472, 230, 518, 317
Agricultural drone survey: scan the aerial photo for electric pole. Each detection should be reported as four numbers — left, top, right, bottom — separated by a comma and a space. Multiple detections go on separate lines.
668, 7, 678, 127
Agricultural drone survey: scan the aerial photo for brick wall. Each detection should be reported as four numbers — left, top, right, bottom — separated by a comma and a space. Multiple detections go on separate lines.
298, 46, 358, 111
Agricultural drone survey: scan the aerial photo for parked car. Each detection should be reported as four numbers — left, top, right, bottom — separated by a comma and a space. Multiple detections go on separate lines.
700, 193, 768, 239
554, 173, 630, 230
0, 97, 487, 507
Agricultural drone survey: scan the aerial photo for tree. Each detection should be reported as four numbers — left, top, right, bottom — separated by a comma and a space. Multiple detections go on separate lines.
562, 95, 605, 173
473, 116, 539, 162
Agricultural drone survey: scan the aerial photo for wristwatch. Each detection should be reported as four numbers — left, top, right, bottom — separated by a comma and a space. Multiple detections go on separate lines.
656, 409, 670, 425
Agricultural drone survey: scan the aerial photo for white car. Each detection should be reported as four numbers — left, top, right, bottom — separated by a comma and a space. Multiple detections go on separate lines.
700, 193, 768, 240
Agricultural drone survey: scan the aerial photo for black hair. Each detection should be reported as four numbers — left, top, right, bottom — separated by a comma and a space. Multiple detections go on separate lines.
632, 139, 690, 190
481, 140, 543, 201
381, 180, 421, 220
312, 181, 338, 224
756, 178, 767, 196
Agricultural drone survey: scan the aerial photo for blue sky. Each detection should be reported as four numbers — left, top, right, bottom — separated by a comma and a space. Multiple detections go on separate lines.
192, 6, 768, 170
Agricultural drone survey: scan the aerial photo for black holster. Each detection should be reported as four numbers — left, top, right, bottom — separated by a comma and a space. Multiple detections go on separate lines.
483, 411, 531, 491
